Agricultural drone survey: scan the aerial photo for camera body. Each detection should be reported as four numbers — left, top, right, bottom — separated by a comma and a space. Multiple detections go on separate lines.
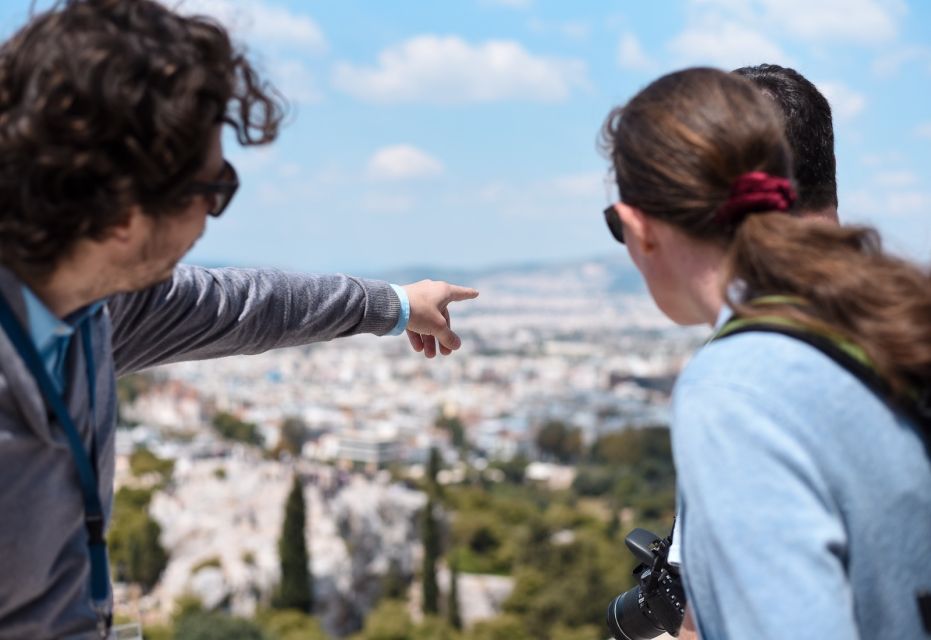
606, 528, 686, 639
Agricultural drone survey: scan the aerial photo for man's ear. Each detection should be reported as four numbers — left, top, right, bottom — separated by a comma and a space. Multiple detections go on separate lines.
615, 202, 656, 254
101, 206, 145, 244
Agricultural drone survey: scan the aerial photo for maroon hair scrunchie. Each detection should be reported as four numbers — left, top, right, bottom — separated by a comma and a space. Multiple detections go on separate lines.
715, 171, 796, 224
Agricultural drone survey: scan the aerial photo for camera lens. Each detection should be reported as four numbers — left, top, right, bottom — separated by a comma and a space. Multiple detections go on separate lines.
606, 587, 667, 640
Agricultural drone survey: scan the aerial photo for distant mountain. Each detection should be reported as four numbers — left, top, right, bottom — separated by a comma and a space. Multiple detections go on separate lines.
375, 254, 646, 296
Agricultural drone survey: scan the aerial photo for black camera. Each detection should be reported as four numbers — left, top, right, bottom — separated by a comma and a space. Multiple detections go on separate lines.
606, 527, 686, 639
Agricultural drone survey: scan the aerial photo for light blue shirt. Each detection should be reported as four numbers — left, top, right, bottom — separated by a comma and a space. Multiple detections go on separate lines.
20, 286, 102, 392
671, 329, 931, 639
389, 284, 410, 336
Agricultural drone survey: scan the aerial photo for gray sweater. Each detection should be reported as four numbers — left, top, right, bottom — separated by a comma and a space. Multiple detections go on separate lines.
0, 264, 401, 639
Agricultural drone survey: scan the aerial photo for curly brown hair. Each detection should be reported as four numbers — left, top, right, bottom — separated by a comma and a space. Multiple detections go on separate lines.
0, 0, 286, 278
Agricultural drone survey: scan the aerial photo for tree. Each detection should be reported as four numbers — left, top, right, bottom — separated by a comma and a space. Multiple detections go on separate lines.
421, 496, 440, 615
535, 421, 582, 463
108, 487, 167, 591
350, 600, 413, 640
278, 416, 309, 457
212, 411, 263, 446
129, 447, 174, 485
435, 413, 466, 450
447, 554, 462, 630
274, 475, 312, 612
427, 446, 442, 495
174, 610, 266, 640
256, 609, 328, 640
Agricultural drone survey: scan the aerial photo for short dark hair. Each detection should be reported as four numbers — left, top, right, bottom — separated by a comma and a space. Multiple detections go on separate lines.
0, 0, 285, 278
733, 64, 837, 213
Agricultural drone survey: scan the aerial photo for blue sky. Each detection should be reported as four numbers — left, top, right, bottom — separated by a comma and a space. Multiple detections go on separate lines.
3, 0, 930, 275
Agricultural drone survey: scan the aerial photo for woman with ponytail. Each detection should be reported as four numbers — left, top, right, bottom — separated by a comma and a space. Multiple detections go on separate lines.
601, 67, 931, 639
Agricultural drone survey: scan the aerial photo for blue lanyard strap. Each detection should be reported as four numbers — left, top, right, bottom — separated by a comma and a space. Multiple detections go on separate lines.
0, 293, 111, 615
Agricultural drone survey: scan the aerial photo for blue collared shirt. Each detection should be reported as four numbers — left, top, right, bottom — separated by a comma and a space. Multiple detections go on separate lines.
21, 286, 102, 392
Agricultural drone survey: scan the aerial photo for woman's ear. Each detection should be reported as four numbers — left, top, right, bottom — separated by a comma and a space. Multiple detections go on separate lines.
615, 202, 656, 255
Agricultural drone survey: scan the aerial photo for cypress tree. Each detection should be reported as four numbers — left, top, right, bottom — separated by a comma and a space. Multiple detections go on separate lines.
447, 553, 462, 629
275, 475, 312, 612
421, 495, 440, 615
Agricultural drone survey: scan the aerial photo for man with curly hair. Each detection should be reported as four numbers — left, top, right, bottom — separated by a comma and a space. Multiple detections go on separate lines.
0, 1, 477, 637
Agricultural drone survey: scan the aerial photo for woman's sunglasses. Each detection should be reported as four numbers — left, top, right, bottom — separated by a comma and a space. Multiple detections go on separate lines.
603, 205, 625, 245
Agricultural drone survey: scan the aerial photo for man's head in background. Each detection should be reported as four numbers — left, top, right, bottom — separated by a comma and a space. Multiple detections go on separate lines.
734, 64, 839, 222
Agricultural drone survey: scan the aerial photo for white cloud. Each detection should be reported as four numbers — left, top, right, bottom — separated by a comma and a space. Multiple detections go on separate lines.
682, 0, 905, 44
171, 0, 327, 52
850, 189, 931, 217
481, 0, 533, 8
552, 172, 608, 198
875, 170, 918, 188
367, 145, 445, 181
360, 193, 417, 214
916, 123, 931, 140
756, 0, 905, 44
817, 82, 866, 120
668, 21, 788, 68
617, 33, 656, 71
271, 59, 322, 104
527, 18, 591, 41
871, 45, 931, 76
332, 35, 587, 104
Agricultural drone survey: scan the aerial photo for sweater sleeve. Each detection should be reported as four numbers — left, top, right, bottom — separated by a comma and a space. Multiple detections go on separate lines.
671, 379, 859, 640
108, 264, 401, 376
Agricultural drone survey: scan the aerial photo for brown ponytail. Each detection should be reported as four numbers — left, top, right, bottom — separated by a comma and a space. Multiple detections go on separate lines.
728, 215, 931, 400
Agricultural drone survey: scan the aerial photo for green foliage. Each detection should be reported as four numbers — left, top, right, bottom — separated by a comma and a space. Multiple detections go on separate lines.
590, 426, 672, 467
447, 556, 462, 630
212, 411, 263, 446
421, 497, 440, 615
129, 447, 174, 484
571, 427, 677, 530
412, 617, 460, 640
435, 413, 466, 449
191, 556, 222, 573
535, 421, 582, 463
550, 625, 604, 640
255, 608, 328, 640
381, 558, 409, 600
116, 373, 155, 426
275, 476, 313, 612
487, 454, 529, 484
350, 600, 413, 640
502, 531, 631, 638
141, 624, 173, 640
350, 602, 465, 640
467, 614, 534, 640
426, 447, 442, 497
174, 610, 267, 640
108, 487, 167, 591
278, 417, 309, 457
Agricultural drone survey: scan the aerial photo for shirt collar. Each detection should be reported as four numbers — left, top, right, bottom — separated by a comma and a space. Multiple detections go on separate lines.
20, 285, 103, 350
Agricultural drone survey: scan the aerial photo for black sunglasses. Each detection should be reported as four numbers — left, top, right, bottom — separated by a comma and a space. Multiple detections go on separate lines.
183, 159, 240, 217
603, 205, 625, 245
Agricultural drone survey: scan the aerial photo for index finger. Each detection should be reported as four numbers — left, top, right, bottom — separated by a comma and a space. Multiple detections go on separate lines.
446, 284, 479, 302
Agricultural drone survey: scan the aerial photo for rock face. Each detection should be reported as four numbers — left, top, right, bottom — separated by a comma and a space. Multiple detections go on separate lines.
145, 455, 426, 637
314, 475, 427, 635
